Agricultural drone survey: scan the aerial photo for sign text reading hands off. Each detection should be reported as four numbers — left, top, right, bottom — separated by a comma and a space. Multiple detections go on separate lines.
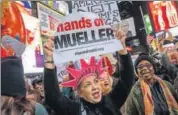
53, 12, 123, 64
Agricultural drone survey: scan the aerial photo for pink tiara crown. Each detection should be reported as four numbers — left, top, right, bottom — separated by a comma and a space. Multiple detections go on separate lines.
102, 56, 113, 76
61, 56, 108, 89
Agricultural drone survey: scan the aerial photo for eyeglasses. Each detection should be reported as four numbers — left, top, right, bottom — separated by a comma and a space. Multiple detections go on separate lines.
136, 63, 152, 69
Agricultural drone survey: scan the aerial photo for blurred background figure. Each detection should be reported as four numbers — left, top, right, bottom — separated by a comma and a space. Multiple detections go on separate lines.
32, 78, 44, 102
1, 56, 48, 115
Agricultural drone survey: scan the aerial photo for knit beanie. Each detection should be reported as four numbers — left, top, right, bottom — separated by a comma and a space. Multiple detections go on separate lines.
134, 53, 156, 74
1, 56, 26, 97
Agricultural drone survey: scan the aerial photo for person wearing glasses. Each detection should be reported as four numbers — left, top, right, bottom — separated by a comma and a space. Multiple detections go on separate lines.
125, 53, 178, 115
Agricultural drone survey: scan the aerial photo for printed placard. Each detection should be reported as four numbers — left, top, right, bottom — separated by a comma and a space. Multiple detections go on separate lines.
72, 1, 121, 25
53, 12, 123, 64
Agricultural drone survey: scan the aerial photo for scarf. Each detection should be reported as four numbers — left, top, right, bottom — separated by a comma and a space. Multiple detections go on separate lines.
139, 76, 178, 115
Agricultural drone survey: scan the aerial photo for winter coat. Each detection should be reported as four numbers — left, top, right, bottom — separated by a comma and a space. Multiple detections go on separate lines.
161, 53, 178, 82
44, 54, 134, 115
35, 103, 48, 115
125, 80, 178, 115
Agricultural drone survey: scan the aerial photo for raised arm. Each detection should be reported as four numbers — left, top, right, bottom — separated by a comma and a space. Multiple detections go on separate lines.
43, 38, 78, 114
110, 29, 135, 108
110, 53, 134, 108
161, 53, 178, 81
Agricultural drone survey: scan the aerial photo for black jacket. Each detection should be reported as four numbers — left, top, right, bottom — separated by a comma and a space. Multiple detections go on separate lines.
161, 54, 178, 83
44, 54, 134, 115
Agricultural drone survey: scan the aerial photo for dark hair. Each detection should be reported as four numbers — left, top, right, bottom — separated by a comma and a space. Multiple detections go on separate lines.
1, 96, 35, 115
173, 39, 178, 44
27, 89, 42, 103
32, 79, 42, 88
134, 53, 157, 74
163, 40, 173, 45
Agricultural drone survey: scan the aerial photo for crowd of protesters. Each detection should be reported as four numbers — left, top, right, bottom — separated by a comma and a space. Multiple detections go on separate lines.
1, 1, 178, 115
1, 1, 178, 113
1, 26, 178, 115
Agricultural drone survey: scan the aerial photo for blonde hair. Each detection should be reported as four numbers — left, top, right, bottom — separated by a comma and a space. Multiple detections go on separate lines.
1, 95, 35, 115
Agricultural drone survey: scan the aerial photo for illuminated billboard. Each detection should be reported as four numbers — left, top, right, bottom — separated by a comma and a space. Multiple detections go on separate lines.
149, 1, 178, 32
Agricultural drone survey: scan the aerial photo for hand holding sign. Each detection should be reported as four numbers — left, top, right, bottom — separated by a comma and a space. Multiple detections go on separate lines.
43, 37, 55, 69
53, 12, 123, 64
114, 27, 128, 55
43, 37, 54, 61
115, 29, 126, 47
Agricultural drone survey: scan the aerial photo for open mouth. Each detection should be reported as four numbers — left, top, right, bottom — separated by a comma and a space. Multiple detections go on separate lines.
142, 72, 151, 77
142, 72, 150, 76
140, 69, 152, 78
140, 69, 151, 75
104, 82, 109, 87
92, 91, 100, 99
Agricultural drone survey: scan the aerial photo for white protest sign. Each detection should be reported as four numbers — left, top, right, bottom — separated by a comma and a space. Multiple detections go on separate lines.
37, 2, 64, 36
72, 1, 121, 25
53, 12, 123, 64
56, 60, 81, 82
56, 63, 68, 82
120, 17, 136, 38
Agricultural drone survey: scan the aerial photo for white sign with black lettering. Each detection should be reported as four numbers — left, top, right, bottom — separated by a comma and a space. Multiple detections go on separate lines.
72, 1, 121, 25
53, 12, 123, 64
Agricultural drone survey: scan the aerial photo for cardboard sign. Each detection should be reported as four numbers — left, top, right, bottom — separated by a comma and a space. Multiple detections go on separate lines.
72, 1, 121, 25
53, 12, 123, 64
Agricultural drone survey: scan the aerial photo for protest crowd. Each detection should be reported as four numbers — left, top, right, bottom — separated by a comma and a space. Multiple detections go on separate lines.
1, 1, 178, 115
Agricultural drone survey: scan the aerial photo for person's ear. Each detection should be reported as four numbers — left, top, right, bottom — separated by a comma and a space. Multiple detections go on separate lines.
77, 88, 83, 98
109, 77, 113, 86
135, 71, 140, 79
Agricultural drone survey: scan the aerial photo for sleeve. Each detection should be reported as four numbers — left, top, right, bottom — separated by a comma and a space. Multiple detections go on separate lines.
125, 93, 139, 115
165, 81, 178, 102
44, 68, 78, 114
35, 103, 48, 115
110, 53, 135, 108
161, 54, 178, 80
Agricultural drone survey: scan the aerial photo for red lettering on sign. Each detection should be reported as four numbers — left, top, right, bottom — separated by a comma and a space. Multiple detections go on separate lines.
57, 17, 92, 32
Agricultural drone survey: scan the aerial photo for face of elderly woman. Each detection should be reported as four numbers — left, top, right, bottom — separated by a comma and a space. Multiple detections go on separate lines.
78, 75, 102, 104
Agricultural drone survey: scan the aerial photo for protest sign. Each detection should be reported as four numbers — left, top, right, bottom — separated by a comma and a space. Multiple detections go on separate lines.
119, 17, 136, 38
40, 1, 69, 15
37, 2, 64, 40
56, 60, 81, 82
21, 16, 44, 73
56, 63, 69, 82
37, 2, 65, 68
53, 12, 123, 64
71, 1, 121, 25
